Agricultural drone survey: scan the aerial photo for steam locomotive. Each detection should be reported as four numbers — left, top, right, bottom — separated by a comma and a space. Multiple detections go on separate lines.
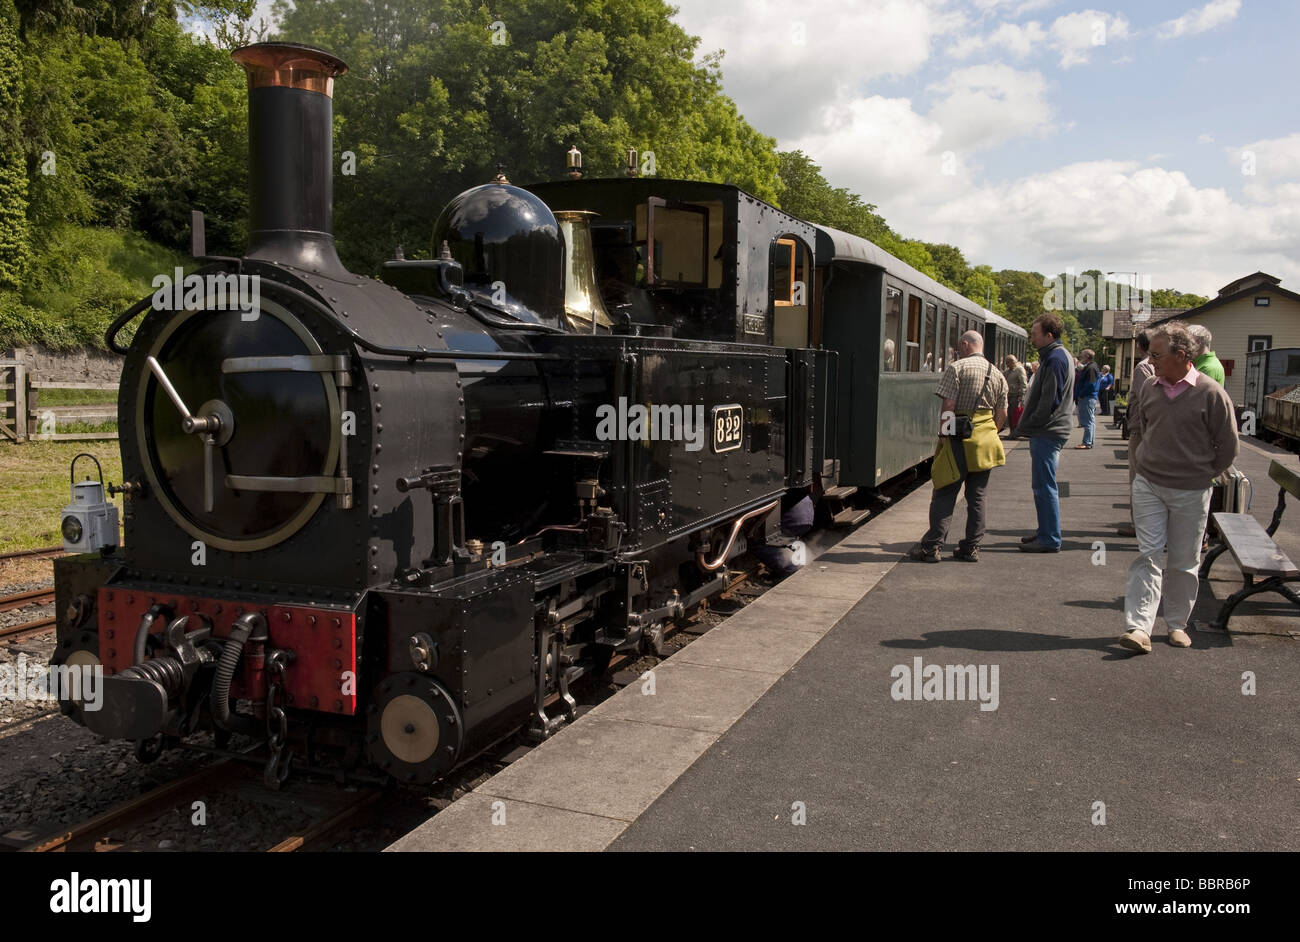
50, 42, 1025, 785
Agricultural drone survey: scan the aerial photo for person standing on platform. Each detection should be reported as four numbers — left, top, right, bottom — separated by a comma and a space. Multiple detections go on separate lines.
1098, 364, 1115, 416
1120, 322, 1238, 653
1004, 355, 1028, 434
1118, 330, 1155, 538
1187, 324, 1226, 385
1009, 314, 1074, 553
1074, 349, 1100, 449
907, 330, 1009, 563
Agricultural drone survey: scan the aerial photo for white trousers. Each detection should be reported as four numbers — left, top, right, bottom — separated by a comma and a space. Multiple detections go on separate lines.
1125, 473, 1211, 635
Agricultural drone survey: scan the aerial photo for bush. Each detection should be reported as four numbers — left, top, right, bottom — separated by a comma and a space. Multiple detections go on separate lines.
1, 225, 184, 350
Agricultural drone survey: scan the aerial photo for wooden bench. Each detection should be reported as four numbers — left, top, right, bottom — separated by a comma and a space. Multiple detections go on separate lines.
1199, 459, 1300, 630
1112, 404, 1128, 439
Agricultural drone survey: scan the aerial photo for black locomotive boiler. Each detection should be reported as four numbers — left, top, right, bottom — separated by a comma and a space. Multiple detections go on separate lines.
51, 42, 1024, 785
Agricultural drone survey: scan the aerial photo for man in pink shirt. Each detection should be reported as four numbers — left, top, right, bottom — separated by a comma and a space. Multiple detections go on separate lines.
1120, 322, 1238, 653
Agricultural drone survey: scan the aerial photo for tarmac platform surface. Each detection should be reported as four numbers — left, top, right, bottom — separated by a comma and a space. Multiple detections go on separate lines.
389, 420, 1300, 852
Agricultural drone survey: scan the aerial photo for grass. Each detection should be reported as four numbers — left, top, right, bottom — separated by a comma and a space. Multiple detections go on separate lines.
32, 388, 118, 407
0, 440, 124, 553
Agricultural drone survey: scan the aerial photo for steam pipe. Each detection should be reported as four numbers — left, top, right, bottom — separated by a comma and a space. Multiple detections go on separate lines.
696, 499, 780, 572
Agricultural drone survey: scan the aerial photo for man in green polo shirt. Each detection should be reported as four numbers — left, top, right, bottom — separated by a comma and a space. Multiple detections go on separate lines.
1187, 324, 1226, 385
1120, 322, 1238, 653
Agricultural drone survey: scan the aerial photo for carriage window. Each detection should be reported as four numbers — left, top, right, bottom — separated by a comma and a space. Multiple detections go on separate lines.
884, 288, 902, 372
906, 295, 921, 371
642, 198, 708, 286
948, 313, 958, 366
924, 303, 937, 372
772, 238, 810, 347
774, 239, 795, 305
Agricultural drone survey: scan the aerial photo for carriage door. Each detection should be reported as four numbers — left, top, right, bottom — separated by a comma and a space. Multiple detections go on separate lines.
772, 236, 813, 348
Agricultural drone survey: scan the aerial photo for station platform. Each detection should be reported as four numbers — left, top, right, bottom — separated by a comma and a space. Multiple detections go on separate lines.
388, 419, 1300, 852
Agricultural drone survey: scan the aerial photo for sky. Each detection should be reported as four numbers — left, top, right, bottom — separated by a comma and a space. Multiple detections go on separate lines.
664, 0, 1300, 296
239, 0, 1299, 297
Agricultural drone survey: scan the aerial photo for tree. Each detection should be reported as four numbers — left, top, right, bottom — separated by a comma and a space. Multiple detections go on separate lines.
272, 0, 784, 272
0, 3, 30, 289
776, 149, 891, 242
923, 242, 969, 292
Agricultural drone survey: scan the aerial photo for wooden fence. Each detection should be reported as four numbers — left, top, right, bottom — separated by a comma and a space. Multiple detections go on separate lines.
0, 359, 118, 442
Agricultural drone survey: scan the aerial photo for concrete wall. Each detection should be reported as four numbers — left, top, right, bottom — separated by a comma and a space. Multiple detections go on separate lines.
1, 346, 122, 386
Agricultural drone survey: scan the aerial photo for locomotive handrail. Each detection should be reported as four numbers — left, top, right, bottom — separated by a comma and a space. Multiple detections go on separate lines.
104, 294, 156, 355
258, 279, 561, 362
104, 277, 562, 362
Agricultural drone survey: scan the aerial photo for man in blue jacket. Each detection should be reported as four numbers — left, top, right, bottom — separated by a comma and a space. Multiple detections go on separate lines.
1074, 348, 1100, 449
1010, 314, 1075, 552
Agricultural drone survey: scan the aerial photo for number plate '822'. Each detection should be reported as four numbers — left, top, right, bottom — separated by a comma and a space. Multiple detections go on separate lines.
711, 404, 743, 453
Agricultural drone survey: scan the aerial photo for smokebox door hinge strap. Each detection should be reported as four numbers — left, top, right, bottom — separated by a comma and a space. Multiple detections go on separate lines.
225, 474, 353, 496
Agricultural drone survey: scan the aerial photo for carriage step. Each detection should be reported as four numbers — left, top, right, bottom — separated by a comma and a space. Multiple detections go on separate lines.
823, 485, 858, 501
832, 506, 872, 528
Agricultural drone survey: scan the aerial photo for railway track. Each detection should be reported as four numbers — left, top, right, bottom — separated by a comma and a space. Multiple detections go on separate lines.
0, 546, 63, 563
0, 587, 54, 614
0, 587, 57, 642
5, 756, 385, 853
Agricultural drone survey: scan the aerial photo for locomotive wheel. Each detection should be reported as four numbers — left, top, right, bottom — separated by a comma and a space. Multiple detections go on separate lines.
366, 673, 464, 784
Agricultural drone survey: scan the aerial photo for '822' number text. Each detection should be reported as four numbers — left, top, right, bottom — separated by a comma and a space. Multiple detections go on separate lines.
712, 404, 743, 453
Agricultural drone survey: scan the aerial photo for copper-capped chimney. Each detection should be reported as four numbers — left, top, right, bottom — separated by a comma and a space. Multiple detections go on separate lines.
231, 43, 349, 275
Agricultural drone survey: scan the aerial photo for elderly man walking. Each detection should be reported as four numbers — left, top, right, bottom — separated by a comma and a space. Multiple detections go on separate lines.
907, 330, 1009, 563
1120, 322, 1239, 653
1003, 354, 1028, 434
1117, 330, 1155, 538
1010, 314, 1074, 552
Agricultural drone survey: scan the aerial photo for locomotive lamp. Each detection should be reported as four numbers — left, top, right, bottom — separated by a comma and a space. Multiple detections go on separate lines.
61, 454, 119, 555
626, 147, 638, 177
566, 145, 583, 179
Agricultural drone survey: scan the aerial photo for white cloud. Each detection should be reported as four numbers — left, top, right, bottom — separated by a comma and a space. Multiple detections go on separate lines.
1048, 10, 1130, 68
1197, 133, 1216, 144
1159, 0, 1242, 39
927, 65, 1053, 151
971, 0, 1058, 14
949, 9, 1129, 68
1232, 133, 1300, 181
669, 0, 964, 139
948, 20, 1048, 58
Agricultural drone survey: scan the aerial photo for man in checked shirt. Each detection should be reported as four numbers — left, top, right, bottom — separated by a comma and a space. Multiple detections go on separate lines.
907, 330, 1009, 563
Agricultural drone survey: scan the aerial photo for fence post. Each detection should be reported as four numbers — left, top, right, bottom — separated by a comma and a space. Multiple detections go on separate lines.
13, 360, 27, 443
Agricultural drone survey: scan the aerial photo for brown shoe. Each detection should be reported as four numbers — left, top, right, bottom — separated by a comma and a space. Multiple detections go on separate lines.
906, 544, 941, 563
1167, 628, 1192, 648
1119, 629, 1152, 654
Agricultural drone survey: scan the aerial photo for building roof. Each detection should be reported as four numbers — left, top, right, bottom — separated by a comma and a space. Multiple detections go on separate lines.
1102, 308, 1191, 338
1217, 271, 1281, 297
1148, 277, 1300, 327
813, 225, 986, 322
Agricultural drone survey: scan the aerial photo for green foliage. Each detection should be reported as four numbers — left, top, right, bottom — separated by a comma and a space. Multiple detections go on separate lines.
273, 0, 782, 271
1150, 287, 1208, 309
776, 150, 891, 241
3, 0, 1218, 360
0, 225, 184, 349
0, 5, 29, 288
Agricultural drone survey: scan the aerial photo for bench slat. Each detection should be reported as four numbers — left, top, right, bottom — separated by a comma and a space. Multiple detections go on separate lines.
1211, 512, 1300, 576
1268, 460, 1300, 500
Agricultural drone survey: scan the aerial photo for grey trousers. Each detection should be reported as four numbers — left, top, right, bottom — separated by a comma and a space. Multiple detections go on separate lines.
922, 445, 993, 551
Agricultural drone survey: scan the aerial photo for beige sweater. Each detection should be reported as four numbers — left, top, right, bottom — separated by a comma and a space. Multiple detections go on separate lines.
1128, 358, 1155, 448
1133, 371, 1238, 489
